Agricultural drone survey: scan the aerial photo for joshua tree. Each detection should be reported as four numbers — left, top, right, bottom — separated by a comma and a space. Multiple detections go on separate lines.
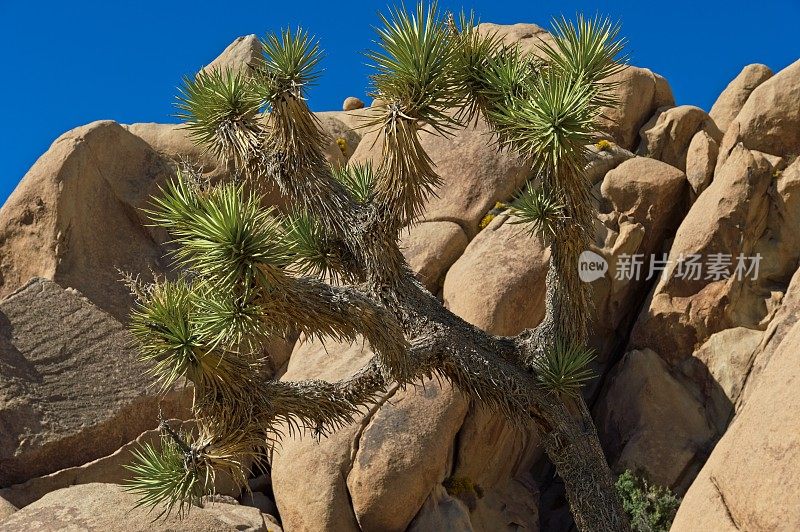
125, 4, 630, 530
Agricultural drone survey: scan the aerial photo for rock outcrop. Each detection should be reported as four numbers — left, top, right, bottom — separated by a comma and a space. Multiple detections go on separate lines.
0, 121, 173, 321
0, 483, 281, 531
709, 64, 773, 133
0, 278, 190, 487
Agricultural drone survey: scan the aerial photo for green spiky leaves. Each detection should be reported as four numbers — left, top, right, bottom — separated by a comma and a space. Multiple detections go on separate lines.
148, 173, 293, 290
539, 15, 627, 105
509, 185, 566, 239
488, 68, 597, 176
257, 27, 322, 103
332, 162, 375, 203
531, 340, 595, 398
367, 2, 460, 133
176, 69, 263, 169
130, 278, 200, 390
124, 431, 213, 519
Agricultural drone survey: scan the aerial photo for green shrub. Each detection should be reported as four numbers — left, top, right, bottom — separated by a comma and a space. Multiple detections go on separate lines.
615, 470, 681, 532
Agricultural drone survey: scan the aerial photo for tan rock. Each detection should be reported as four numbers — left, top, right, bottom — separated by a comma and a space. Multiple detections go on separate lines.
349, 117, 531, 237
0, 279, 191, 487
630, 145, 776, 362
597, 66, 676, 150
342, 96, 365, 111
347, 380, 468, 531
476, 22, 556, 59
681, 327, 762, 432
443, 215, 549, 336
271, 340, 369, 532
709, 63, 773, 133
200, 35, 263, 77
717, 59, 800, 167
636, 105, 722, 171
0, 420, 192, 508
585, 141, 635, 186
600, 157, 688, 238
316, 108, 372, 166
0, 497, 15, 521
272, 337, 468, 532
407, 485, 474, 532
125, 122, 228, 182
685, 129, 719, 197
0, 483, 280, 531
672, 319, 800, 530
400, 221, 469, 292
595, 349, 715, 491
0, 121, 174, 321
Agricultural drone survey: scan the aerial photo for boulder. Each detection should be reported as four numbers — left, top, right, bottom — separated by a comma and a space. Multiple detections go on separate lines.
0, 483, 280, 531
600, 157, 688, 239
0, 278, 190, 487
407, 485, 474, 532
636, 105, 722, 171
717, 59, 800, 166
0, 497, 14, 521
594, 349, 715, 492
476, 22, 556, 59
349, 117, 531, 237
124, 122, 229, 182
685, 130, 719, 197
200, 34, 263, 77
672, 318, 800, 531
679, 327, 762, 433
709, 64, 773, 133
0, 420, 192, 508
347, 379, 468, 531
272, 338, 468, 532
443, 214, 550, 336
597, 67, 675, 150
342, 96, 365, 111
445, 156, 687, 356
630, 145, 779, 362
400, 221, 469, 293
0, 121, 173, 321
315, 108, 372, 166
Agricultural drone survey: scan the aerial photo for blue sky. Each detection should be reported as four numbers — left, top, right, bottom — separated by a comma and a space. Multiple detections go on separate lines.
1, 0, 798, 203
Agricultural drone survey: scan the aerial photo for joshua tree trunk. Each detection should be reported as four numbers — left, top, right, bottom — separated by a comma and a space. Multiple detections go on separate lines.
125, 5, 632, 530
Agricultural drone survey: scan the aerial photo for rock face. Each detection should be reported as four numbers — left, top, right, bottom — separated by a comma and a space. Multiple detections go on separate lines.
597, 67, 675, 150
595, 349, 715, 491
0, 420, 192, 508
636, 105, 722, 171
271, 338, 470, 532
0, 121, 173, 321
672, 318, 800, 531
0, 278, 190, 487
200, 34, 263, 76
630, 145, 788, 362
718, 59, 800, 165
709, 63, 773, 133
0, 483, 281, 531
444, 215, 550, 336
400, 221, 469, 293
349, 117, 532, 237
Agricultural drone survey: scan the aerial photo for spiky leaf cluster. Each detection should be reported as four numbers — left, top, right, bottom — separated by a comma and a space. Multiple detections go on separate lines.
125, 432, 211, 519
367, 2, 461, 131
148, 173, 293, 290
331, 162, 375, 204
509, 185, 565, 239
257, 27, 322, 103
176, 69, 263, 169
531, 340, 595, 398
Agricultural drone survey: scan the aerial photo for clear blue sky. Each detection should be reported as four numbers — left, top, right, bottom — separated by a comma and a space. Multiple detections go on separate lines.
1, 1, 798, 204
